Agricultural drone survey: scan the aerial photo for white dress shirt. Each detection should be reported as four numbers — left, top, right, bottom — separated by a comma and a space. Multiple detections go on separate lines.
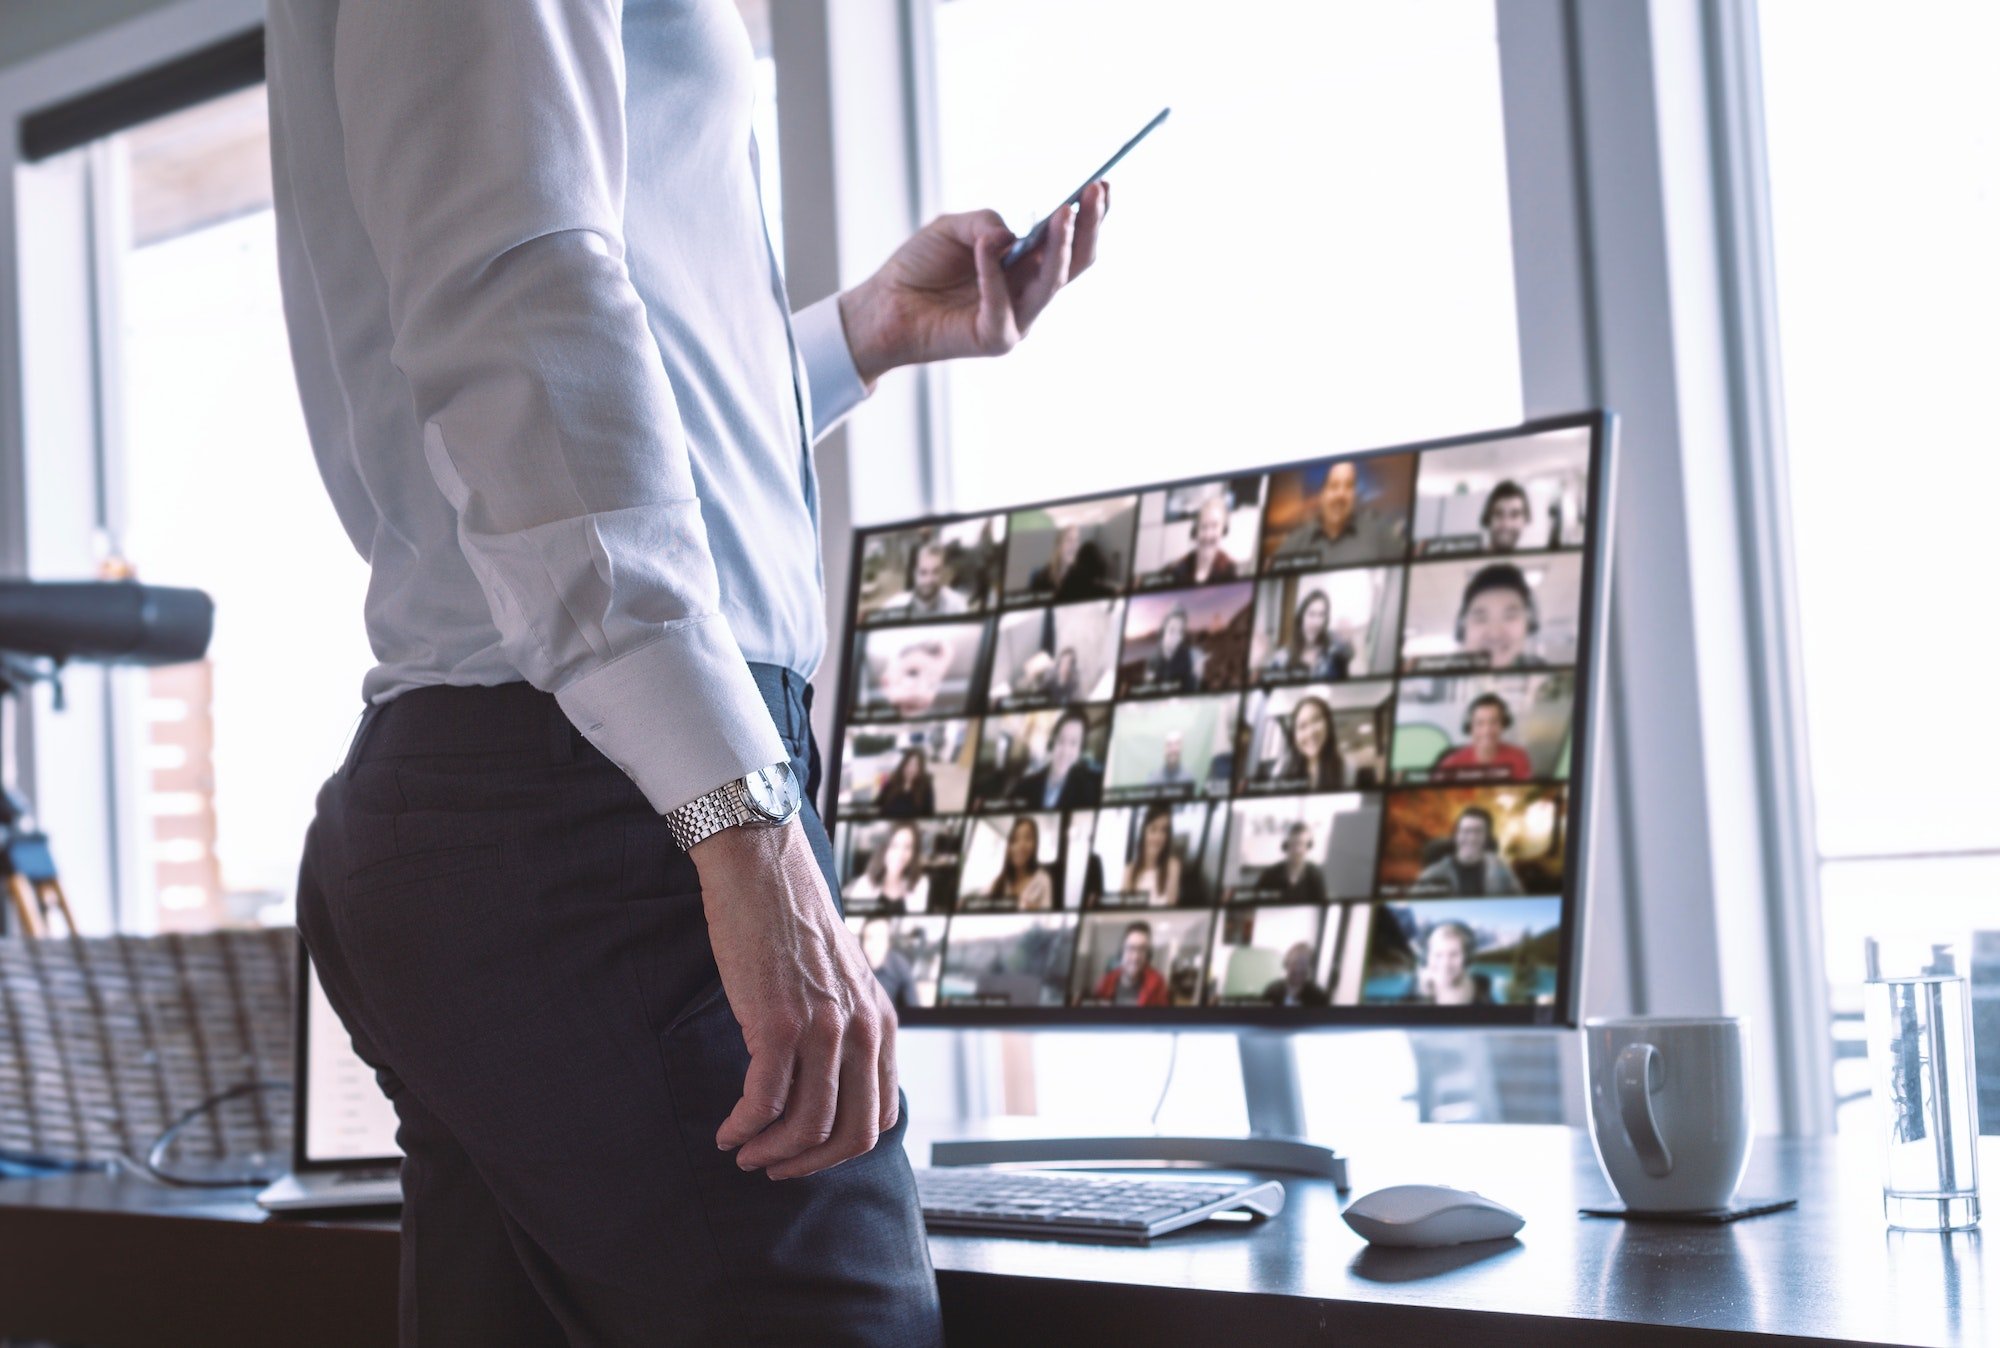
265, 0, 864, 814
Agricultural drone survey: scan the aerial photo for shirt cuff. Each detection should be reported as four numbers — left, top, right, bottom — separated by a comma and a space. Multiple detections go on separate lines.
554, 614, 786, 816
793, 292, 869, 441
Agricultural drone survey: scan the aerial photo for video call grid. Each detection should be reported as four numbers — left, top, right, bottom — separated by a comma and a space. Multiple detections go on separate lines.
832, 427, 1596, 1013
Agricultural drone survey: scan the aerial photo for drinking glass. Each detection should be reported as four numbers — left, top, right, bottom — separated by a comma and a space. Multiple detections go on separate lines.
1864, 937, 1981, 1231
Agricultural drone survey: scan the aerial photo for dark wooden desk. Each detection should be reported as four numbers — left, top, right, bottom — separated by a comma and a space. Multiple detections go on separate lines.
0, 1126, 1990, 1347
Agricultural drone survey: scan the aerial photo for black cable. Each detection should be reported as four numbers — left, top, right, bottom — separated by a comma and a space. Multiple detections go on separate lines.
115, 1079, 291, 1189
1150, 1034, 1181, 1129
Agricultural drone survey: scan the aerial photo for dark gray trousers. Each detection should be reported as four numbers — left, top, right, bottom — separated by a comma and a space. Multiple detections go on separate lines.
296, 667, 942, 1347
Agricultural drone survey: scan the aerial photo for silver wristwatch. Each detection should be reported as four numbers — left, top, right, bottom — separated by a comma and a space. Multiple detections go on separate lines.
664, 761, 804, 851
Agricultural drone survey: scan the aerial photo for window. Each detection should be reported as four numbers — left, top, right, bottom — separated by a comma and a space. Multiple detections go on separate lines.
929, 0, 1521, 512
26, 83, 373, 934
17, 5, 783, 935
923, 0, 1521, 1131
1758, 0, 2000, 1123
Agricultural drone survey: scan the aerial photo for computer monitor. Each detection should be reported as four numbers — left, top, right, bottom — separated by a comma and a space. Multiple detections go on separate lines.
829, 413, 1613, 1031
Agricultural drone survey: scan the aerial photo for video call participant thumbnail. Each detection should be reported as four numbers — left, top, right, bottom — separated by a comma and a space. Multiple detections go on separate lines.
1100, 693, 1240, 805
835, 818, 961, 915
848, 619, 991, 721
1261, 939, 1331, 1007
1399, 553, 1584, 674
970, 706, 1112, 813
961, 812, 1094, 912
1261, 453, 1416, 573
836, 718, 976, 817
847, 914, 950, 1012
1069, 911, 1215, 1008
937, 913, 1079, 1008
1249, 566, 1403, 684
986, 599, 1122, 710
1420, 807, 1520, 895
1391, 673, 1574, 785
1334, 898, 1562, 1007
1206, 905, 1328, 1006
878, 749, 938, 815
1411, 428, 1591, 557
1255, 822, 1327, 905
1015, 708, 1104, 810
1004, 497, 1139, 605
1376, 784, 1567, 898
1086, 801, 1224, 910
1132, 478, 1263, 589
854, 516, 1005, 623
1116, 583, 1253, 697
1435, 694, 1532, 782
1221, 793, 1382, 904
957, 813, 1062, 912
1237, 682, 1393, 794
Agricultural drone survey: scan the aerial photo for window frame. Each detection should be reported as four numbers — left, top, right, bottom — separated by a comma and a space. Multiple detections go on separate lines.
3, 3, 270, 933
1490, 0, 1829, 1132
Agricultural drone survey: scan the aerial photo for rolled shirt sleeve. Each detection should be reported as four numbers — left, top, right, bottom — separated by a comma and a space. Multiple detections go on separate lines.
331, 0, 783, 813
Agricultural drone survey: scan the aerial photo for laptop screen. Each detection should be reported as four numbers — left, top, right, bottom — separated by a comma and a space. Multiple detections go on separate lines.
300, 953, 402, 1168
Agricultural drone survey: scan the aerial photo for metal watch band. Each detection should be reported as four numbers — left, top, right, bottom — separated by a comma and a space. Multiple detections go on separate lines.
664, 780, 754, 852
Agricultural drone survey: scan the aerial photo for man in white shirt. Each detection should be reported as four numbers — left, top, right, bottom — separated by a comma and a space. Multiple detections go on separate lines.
268, 1, 1106, 1342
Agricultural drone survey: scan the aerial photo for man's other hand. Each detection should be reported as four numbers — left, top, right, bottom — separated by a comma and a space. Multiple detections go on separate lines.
694, 819, 898, 1181
837, 179, 1110, 386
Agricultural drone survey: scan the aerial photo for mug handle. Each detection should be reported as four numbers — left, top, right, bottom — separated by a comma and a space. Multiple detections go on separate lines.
1615, 1042, 1675, 1178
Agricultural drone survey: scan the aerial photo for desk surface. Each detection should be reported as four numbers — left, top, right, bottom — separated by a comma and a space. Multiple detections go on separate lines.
0, 1124, 1991, 1347
923, 1123, 1993, 1346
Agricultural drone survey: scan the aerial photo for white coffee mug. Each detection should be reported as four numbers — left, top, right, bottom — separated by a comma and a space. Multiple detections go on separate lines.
1583, 1016, 1751, 1213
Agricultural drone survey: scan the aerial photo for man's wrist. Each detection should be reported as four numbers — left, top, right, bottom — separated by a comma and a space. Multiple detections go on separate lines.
667, 762, 802, 853
837, 282, 898, 388
688, 814, 802, 881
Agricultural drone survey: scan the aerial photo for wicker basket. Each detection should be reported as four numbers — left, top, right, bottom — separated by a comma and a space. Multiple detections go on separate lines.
0, 928, 295, 1166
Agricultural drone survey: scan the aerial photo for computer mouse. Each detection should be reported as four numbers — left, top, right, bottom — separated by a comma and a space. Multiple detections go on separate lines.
1341, 1184, 1525, 1248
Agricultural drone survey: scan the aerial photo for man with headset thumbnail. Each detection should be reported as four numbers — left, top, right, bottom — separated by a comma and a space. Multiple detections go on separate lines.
1455, 563, 1548, 671
1432, 692, 1533, 782
1415, 806, 1525, 896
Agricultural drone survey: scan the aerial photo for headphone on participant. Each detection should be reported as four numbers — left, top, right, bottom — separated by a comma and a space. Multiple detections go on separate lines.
1454, 563, 1540, 644
1453, 806, 1500, 853
1462, 692, 1514, 736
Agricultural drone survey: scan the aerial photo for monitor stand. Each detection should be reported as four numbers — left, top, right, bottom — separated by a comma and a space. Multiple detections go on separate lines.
927, 1032, 1349, 1189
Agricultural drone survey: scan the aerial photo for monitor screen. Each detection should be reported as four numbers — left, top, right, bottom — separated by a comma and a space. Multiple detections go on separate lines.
829, 415, 1612, 1027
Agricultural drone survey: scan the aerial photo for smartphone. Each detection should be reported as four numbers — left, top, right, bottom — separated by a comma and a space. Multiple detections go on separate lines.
1000, 107, 1171, 270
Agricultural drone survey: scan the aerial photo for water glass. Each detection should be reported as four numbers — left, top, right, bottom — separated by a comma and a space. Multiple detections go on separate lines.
1864, 937, 1981, 1231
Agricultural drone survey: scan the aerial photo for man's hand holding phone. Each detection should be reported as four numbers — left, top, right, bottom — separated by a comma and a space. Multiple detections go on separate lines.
836, 107, 1164, 383
837, 179, 1111, 385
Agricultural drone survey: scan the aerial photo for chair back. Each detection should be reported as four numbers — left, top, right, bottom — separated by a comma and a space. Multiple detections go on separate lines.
0, 928, 295, 1167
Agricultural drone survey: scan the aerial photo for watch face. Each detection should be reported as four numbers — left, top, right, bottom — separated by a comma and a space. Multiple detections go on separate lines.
743, 763, 802, 820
